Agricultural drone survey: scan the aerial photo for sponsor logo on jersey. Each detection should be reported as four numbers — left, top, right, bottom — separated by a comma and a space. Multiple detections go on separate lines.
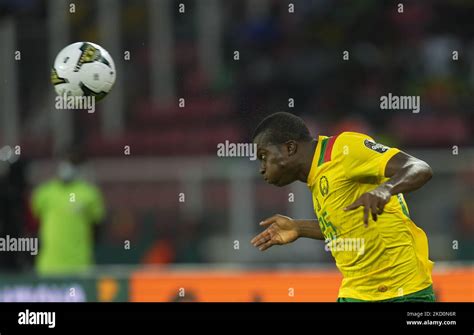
364, 139, 389, 153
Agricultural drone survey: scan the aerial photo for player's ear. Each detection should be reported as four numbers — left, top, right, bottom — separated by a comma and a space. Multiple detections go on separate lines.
285, 140, 298, 156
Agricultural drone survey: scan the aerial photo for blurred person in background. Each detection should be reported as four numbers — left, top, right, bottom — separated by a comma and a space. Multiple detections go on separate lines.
0, 152, 30, 272
31, 148, 105, 275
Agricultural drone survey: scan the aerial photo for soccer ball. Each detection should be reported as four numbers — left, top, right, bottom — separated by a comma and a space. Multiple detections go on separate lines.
51, 42, 116, 101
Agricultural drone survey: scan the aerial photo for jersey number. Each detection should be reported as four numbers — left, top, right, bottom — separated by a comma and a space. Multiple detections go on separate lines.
318, 211, 337, 241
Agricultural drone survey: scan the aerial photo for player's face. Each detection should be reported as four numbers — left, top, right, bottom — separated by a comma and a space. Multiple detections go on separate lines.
254, 137, 298, 187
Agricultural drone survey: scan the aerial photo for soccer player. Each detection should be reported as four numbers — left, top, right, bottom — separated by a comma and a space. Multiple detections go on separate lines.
250, 112, 435, 302
31, 150, 105, 275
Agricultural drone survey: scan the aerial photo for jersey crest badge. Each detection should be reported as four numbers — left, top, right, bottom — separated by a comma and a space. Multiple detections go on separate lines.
319, 176, 329, 197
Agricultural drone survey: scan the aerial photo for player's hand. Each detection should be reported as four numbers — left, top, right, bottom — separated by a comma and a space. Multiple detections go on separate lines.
250, 214, 299, 251
343, 186, 392, 227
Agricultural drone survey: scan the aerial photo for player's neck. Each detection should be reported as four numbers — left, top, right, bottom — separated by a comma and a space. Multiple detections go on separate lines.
297, 138, 318, 183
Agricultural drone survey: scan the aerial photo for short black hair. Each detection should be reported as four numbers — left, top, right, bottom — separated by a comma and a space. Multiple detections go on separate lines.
252, 112, 312, 145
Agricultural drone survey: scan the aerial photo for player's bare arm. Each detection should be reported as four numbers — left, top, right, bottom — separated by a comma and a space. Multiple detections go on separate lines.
344, 151, 433, 226
251, 214, 324, 251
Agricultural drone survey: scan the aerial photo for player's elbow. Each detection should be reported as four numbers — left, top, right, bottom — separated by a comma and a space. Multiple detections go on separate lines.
417, 160, 433, 183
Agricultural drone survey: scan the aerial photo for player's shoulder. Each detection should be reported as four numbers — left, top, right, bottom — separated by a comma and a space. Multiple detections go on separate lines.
332, 131, 375, 151
77, 181, 103, 199
76, 180, 99, 192
334, 131, 374, 143
32, 179, 60, 201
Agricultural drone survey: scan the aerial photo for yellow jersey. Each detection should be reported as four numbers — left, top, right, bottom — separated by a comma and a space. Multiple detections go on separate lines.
307, 131, 433, 300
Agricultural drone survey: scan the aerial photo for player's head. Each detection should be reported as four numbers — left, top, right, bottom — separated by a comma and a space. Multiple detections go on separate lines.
252, 112, 313, 187
57, 147, 86, 182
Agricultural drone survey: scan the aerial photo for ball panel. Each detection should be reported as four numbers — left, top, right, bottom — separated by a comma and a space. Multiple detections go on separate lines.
79, 82, 108, 101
